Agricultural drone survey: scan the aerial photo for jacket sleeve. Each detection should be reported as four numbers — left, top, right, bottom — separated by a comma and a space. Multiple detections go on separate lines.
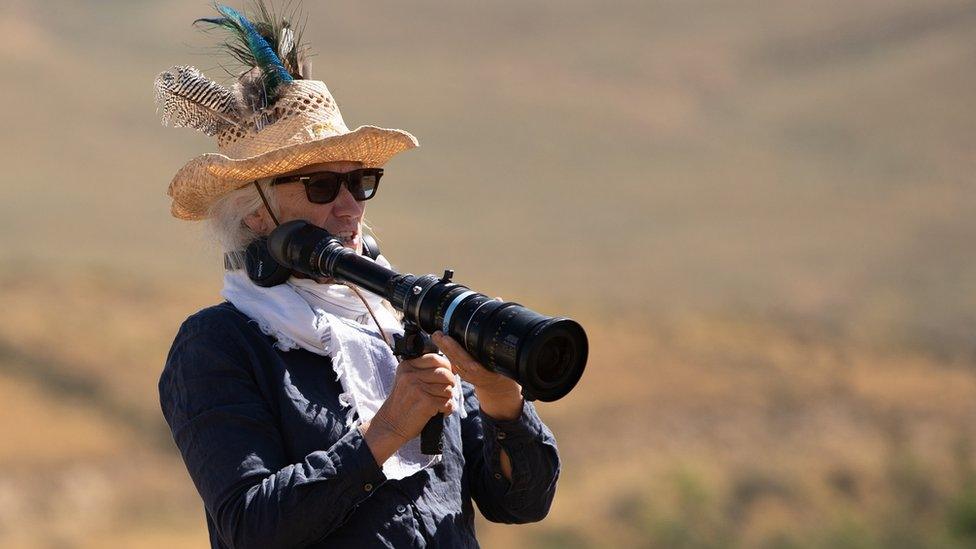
459, 382, 560, 523
158, 312, 387, 549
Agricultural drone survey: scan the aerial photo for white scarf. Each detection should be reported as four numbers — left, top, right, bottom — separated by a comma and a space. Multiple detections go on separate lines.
221, 256, 463, 480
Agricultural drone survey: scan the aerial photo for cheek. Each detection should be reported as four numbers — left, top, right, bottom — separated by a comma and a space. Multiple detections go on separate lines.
281, 200, 338, 227
275, 188, 302, 217
310, 204, 338, 226
276, 188, 334, 223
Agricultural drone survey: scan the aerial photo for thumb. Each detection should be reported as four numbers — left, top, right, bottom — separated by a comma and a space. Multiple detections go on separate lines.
432, 331, 480, 376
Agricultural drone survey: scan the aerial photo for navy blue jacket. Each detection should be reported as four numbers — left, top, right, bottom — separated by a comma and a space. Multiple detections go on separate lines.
159, 302, 560, 548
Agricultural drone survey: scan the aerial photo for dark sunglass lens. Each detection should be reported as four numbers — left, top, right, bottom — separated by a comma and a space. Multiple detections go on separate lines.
347, 170, 380, 200
360, 174, 379, 199
305, 174, 341, 203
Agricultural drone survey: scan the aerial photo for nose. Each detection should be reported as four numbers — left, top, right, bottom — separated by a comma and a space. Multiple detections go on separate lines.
330, 182, 364, 218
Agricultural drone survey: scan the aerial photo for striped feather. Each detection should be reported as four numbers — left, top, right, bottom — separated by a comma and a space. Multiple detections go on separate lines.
154, 65, 241, 135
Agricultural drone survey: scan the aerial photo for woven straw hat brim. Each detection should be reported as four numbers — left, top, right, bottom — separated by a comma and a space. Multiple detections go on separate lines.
168, 125, 419, 220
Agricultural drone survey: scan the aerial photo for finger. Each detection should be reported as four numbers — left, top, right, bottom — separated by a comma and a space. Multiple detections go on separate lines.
415, 366, 457, 386
418, 392, 454, 414
418, 383, 455, 398
402, 353, 450, 371
437, 397, 456, 415
431, 332, 478, 372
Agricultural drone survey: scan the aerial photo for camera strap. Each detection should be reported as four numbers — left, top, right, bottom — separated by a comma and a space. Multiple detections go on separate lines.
255, 180, 281, 226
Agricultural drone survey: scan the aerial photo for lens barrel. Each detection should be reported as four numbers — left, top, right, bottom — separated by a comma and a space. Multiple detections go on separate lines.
435, 292, 587, 402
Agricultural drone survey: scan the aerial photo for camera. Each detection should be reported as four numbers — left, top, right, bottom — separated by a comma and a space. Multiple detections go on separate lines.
268, 220, 587, 402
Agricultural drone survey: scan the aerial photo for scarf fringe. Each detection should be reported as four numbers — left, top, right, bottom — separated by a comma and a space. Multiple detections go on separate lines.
252, 319, 301, 352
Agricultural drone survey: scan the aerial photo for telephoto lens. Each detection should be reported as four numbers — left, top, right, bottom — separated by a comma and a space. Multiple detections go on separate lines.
267, 220, 588, 402
404, 282, 587, 402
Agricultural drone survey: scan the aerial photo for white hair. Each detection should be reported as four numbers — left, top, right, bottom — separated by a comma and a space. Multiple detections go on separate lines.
205, 178, 279, 269
204, 176, 379, 271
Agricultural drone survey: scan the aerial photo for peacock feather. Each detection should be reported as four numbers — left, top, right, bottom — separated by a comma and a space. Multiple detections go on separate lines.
195, 2, 299, 127
249, 0, 311, 80
153, 65, 242, 135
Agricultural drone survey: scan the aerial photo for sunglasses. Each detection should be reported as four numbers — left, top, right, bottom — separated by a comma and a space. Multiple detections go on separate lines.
269, 168, 383, 204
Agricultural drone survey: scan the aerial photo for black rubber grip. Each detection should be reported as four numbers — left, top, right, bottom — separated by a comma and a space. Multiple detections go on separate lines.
421, 413, 445, 454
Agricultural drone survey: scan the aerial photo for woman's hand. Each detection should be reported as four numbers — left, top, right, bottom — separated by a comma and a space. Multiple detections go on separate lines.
431, 331, 524, 421
362, 353, 457, 464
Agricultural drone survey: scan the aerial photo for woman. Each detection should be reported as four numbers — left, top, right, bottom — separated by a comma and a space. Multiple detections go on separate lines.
156, 5, 559, 548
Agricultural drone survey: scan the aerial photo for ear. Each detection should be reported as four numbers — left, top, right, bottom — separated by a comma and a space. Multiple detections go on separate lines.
243, 208, 272, 235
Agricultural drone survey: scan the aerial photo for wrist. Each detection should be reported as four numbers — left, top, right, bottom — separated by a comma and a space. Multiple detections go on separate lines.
360, 415, 408, 465
477, 388, 524, 421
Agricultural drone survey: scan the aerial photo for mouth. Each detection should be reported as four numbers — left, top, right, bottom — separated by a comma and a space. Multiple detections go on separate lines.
332, 230, 358, 248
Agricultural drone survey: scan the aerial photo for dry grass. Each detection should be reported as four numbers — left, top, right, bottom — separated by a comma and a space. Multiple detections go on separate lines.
0, 271, 973, 547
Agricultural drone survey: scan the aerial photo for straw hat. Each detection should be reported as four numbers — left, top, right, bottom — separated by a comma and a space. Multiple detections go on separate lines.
163, 78, 417, 220
154, 5, 418, 220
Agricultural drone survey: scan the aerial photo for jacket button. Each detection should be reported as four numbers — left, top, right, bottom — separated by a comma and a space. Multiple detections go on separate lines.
396, 504, 407, 513
494, 473, 502, 480
497, 431, 506, 440
364, 483, 373, 492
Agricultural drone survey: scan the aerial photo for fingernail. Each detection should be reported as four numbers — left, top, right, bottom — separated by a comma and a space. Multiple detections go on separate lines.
432, 331, 443, 339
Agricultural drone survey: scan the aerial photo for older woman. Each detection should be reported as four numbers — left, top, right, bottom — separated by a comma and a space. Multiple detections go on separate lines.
155, 5, 559, 548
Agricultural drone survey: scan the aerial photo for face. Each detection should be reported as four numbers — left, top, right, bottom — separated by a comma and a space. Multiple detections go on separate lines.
245, 160, 368, 254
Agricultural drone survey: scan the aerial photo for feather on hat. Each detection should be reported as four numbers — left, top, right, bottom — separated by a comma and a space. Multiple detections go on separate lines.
154, 2, 418, 220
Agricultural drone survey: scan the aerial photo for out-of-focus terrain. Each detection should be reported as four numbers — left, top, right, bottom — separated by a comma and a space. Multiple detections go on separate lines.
1, 0, 974, 547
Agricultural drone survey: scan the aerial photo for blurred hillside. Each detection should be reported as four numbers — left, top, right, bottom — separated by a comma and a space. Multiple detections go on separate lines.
0, 0, 975, 547
2, 0, 974, 345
